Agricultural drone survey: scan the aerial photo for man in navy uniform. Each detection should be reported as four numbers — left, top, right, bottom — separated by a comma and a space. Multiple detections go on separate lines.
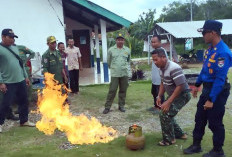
184, 20, 232, 157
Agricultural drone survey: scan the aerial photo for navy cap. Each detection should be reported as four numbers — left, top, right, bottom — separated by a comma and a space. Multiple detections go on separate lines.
116, 33, 124, 39
197, 20, 222, 33
1, 29, 18, 38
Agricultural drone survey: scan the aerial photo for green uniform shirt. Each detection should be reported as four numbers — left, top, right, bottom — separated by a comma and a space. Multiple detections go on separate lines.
17, 45, 35, 65
107, 45, 131, 77
0, 45, 28, 83
42, 49, 63, 83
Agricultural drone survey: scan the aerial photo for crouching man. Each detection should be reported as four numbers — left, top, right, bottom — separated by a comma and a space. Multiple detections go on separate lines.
152, 48, 191, 146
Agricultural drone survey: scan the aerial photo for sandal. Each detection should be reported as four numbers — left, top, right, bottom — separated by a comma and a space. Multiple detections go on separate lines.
176, 133, 188, 140
158, 140, 176, 146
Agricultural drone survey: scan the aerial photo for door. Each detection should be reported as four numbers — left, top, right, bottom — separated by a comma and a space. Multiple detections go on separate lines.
73, 30, 90, 68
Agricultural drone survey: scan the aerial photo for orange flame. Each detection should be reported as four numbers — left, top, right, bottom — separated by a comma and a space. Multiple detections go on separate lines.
36, 72, 118, 144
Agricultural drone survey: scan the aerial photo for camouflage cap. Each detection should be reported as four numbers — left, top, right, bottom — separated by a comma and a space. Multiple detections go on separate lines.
47, 36, 57, 44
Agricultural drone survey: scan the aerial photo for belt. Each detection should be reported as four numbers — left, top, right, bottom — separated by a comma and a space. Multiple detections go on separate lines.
203, 82, 230, 90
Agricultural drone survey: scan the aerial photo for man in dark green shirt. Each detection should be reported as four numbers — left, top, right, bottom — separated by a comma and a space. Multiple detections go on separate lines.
0, 29, 35, 133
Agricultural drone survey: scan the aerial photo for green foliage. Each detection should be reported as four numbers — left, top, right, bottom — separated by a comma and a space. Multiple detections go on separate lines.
136, 61, 151, 71
124, 36, 144, 57
128, 9, 156, 40
107, 28, 144, 58
158, 0, 232, 22
105, 9, 158, 58
158, 2, 192, 22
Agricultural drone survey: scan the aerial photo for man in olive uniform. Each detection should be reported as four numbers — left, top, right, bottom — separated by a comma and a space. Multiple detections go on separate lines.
42, 36, 67, 84
103, 33, 131, 114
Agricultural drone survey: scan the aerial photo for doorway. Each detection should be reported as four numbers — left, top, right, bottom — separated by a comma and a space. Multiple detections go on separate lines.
73, 30, 91, 68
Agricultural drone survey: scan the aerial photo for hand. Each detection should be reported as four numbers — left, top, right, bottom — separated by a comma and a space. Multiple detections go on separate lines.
79, 66, 83, 71
192, 87, 198, 98
204, 100, 213, 110
64, 76, 68, 84
0, 83, 7, 93
160, 101, 171, 113
25, 78, 30, 86
156, 96, 161, 107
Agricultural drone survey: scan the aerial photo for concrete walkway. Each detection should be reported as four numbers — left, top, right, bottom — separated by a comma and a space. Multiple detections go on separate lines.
79, 63, 111, 85
79, 58, 149, 85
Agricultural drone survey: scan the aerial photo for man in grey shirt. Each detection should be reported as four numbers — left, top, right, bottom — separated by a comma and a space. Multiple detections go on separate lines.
148, 35, 167, 113
152, 48, 191, 146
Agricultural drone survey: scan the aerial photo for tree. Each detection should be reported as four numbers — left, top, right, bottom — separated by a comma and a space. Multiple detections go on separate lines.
158, 0, 232, 22
107, 28, 144, 57
196, 0, 232, 20
128, 9, 156, 40
158, 1, 199, 22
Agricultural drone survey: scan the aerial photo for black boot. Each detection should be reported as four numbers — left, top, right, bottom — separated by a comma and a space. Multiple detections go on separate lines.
203, 149, 225, 157
184, 145, 202, 154
118, 106, 126, 112
103, 108, 110, 114
184, 139, 202, 154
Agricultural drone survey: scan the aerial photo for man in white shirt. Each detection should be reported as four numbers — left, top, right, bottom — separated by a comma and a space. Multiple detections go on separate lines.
148, 35, 167, 114
65, 39, 83, 94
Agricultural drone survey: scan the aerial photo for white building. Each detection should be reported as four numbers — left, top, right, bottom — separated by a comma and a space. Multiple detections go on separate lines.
0, 0, 132, 82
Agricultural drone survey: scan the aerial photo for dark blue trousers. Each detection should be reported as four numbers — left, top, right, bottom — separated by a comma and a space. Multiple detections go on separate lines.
0, 80, 29, 125
193, 83, 230, 150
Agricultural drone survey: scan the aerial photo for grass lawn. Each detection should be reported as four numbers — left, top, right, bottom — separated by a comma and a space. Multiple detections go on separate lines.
2, 127, 232, 157
1, 70, 232, 157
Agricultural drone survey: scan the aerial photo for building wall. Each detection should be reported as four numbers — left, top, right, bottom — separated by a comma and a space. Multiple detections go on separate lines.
64, 17, 92, 37
0, 0, 66, 54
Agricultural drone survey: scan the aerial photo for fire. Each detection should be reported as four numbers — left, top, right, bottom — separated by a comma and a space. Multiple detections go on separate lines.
36, 72, 118, 144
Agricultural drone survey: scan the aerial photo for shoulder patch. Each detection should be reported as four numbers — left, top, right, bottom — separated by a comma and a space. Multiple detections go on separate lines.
218, 57, 225, 68
44, 58, 48, 63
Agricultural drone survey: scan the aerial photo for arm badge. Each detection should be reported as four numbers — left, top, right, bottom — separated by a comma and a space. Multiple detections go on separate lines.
218, 57, 225, 68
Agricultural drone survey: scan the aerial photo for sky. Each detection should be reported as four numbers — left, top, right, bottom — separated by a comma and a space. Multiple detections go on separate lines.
88, 0, 182, 22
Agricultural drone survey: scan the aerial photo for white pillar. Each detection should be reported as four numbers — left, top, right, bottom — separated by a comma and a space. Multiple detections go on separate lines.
100, 19, 109, 82
90, 29, 94, 67
169, 35, 173, 61
94, 25, 100, 74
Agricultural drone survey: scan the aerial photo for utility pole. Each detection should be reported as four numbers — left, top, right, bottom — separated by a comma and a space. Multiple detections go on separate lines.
190, 0, 193, 21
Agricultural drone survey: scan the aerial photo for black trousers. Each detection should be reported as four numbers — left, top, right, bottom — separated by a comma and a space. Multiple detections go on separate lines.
151, 84, 164, 108
69, 69, 79, 93
0, 80, 29, 125
193, 82, 230, 150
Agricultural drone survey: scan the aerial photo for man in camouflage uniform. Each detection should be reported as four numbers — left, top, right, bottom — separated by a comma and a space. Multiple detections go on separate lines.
42, 36, 67, 84
152, 48, 191, 146
103, 33, 131, 114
